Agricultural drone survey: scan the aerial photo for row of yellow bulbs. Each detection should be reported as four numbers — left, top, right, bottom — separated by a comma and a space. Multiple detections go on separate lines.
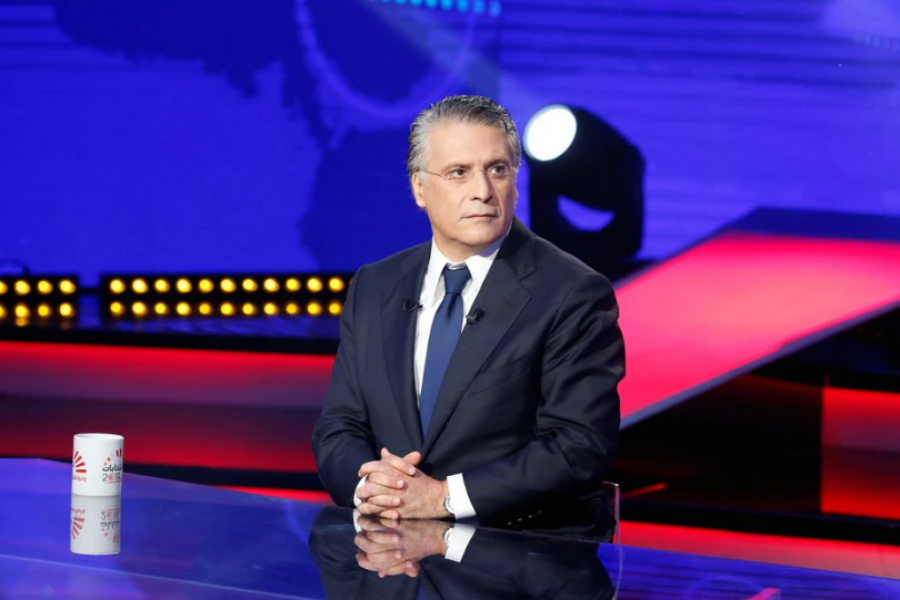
0, 303, 76, 320
109, 276, 345, 295
0, 280, 77, 296
109, 300, 343, 318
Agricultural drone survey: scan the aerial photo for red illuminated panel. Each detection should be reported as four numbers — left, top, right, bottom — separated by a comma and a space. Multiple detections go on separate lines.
621, 521, 900, 580
0, 341, 333, 408
617, 232, 900, 425
0, 342, 334, 472
217, 486, 333, 503
821, 387, 900, 521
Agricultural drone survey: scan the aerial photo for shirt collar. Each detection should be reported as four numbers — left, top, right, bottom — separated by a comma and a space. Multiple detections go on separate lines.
422, 227, 510, 306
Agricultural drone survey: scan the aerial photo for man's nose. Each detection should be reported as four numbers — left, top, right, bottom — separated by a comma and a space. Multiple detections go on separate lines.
470, 169, 494, 202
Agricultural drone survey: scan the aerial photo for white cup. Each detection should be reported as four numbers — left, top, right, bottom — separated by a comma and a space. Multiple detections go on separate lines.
72, 433, 124, 496
70, 494, 121, 555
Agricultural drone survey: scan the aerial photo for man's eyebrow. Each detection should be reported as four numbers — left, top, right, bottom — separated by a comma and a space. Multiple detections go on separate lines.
438, 157, 510, 170
438, 161, 473, 171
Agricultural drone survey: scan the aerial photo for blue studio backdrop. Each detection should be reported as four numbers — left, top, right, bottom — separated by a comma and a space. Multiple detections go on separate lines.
1, 0, 898, 284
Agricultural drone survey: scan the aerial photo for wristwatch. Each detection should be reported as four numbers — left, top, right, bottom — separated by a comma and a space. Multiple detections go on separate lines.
443, 488, 455, 517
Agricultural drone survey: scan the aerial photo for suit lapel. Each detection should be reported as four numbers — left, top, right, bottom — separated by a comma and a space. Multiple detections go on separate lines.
381, 245, 429, 451
423, 220, 535, 456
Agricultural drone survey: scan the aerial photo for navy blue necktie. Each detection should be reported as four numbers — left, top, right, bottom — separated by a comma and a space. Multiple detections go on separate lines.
419, 265, 470, 436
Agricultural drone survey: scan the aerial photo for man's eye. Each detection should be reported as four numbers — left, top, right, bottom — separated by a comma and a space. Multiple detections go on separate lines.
490, 165, 510, 177
447, 168, 468, 179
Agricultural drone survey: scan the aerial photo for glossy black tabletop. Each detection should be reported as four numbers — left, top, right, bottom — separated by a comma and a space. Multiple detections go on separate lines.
1, 459, 898, 599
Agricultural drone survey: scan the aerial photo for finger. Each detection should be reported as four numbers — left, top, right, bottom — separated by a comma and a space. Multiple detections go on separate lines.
364, 529, 402, 545
354, 535, 401, 557
366, 471, 407, 490
376, 515, 402, 529
359, 459, 407, 478
359, 502, 397, 517
402, 451, 423, 466
379, 448, 417, 476
358, 483, 402, 502
378, 561, 416, 578
364, 548, 405, 566
361, 494, 402, 509
359, 502, 401, 520
358, 460, 382, 476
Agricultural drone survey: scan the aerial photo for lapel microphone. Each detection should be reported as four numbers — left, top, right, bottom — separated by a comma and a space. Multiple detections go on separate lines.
466, 308, 485, 325
402, 299, 423, 312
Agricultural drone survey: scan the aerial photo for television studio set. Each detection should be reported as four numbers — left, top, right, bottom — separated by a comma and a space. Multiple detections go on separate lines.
1, 0, 899, 598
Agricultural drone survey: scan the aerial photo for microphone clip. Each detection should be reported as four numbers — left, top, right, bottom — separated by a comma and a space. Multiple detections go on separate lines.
466, 309, 485, 325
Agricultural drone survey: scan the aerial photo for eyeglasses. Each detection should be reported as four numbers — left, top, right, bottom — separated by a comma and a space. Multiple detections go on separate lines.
420, 164, 515, 184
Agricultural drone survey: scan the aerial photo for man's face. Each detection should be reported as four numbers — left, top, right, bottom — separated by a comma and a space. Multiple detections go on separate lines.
411, 122, 518, 262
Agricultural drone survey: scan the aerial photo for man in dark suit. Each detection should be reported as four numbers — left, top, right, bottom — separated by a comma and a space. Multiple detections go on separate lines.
312, 95, 624, 526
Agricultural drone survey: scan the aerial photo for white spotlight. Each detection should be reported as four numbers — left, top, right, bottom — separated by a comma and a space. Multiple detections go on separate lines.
524, 105, 578, 162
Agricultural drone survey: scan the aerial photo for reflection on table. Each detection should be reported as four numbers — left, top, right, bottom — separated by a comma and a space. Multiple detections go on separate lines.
0, 459, 898, 599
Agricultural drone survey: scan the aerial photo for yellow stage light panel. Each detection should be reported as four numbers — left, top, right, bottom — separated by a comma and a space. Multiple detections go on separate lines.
285, 278, 301, 292
0, 305, 6, 319
307, 301, 323, 316
132, 301, 148, 317
328, 301, 342, 316
15, 304, 30, 319
221, 278, 236, 293
154, 302, 169, 316
263, 278, 279, 293
14, 281, 30, 295
285, 302, 300, 315
59, 280, 76, 295
328, 277, 345, 293
110, 279, 125, 294
242, 302, 257, 316
199, 278, 214, 293
263, 302, 278, 316
307, 277, 323, 293
37, 280, 53, 295
176, 278, 192, 294
154, 279, 170, 293
110, 302, 125, 317
60, 303, 75, 318
242, 278, 258, 293
132, 279, 149, 294
198, 302, 213, 316
220, 302, 235, 316
37, 304, 52, 318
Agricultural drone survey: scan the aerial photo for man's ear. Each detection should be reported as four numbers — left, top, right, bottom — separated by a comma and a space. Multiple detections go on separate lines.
411, 172, 427, 210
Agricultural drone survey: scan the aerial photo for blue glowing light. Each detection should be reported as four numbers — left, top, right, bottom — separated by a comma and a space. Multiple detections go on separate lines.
352, 0, 501, 17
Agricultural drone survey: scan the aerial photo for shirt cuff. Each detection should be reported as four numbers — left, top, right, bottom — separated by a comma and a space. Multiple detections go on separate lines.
446, 473, 476, 519
352, 509, 363, 533
444, 523, 477, 562
353, 475, 367, 507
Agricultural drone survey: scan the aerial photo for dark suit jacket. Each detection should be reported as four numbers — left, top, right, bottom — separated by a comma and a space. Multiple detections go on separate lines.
312, 219, 624, 524
309, 507, 615, 600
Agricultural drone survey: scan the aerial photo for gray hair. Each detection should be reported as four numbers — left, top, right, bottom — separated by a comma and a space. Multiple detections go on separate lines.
407, 95, 522, 179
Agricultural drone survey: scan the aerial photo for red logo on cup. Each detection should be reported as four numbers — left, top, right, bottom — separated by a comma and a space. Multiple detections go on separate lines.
71, 513, 85, 539
73, 451, 87, 474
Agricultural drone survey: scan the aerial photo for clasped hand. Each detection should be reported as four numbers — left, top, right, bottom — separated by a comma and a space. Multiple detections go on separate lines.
354, 513, 450, 578
356, 447, 449, 520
